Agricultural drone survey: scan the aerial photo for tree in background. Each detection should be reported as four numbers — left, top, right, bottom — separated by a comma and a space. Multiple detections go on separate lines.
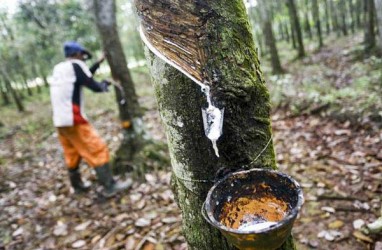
258, 0, 284, 74
339, 0, 348, 36
312, 0, 324, 48
374, 0, 382, 53
135, 0, 296, 249
286, 0, 305, 58
364, 0, 376, 52
93, 0, 145, 172
303, 0, 313, 40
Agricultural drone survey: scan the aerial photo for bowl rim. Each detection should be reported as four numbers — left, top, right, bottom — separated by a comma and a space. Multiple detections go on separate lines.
204, 168, 304, 235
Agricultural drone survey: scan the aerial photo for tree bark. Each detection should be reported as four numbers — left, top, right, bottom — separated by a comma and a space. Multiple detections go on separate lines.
364, 0, 376, 52
304, 13, 313, 39
1, 69, 25, 112
286, 0, 305, 58
312, 0, 324, 48
135, 0, 296, 249
356, 0, 363, 28
284, 22, 291, 42
259, 0, 284, 74
330, 0, 341, 36
304, 0, 312, 40
340, 0, 348, 36
324, 0, 331, 35
374, 0, 382, 53
93, 0, 145, 168
348, 0, 356, 34
0, 81, 10, 105
290, 19, 297, 49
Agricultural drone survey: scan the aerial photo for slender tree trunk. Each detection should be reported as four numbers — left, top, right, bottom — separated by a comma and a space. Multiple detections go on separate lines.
0, 81, 10, 105
312, 0, 324, 48
285, 22, 291, 42
304, 13, 313, 39
304, 0, 312, 40
324, 0, 331, 35
42, 75, 49, 87
31, 64, 42, 94
374, 0, 382, 53
330, 0, 341, 36
1, 69, 25, 112
365, 0, 376, 52
356, 0, 363, 28
287, 0, 305, 58
135, 0, 297, 249
259, 0, 284, 74
279, 22, 285, 41
290, 18, 297, 49
340, 0, 348, 36
21, 74, 33, 96
93, 0, 145, 168
348, 0, 356, 34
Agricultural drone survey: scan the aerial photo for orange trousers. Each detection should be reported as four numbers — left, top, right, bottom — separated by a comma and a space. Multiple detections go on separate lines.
57, 123, 110, 169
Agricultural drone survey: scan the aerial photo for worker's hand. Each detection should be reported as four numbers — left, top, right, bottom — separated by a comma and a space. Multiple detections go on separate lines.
102, 80, 112, 86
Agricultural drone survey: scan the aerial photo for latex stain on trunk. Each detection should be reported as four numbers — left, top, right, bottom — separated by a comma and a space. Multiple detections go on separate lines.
136, 0, 224, 157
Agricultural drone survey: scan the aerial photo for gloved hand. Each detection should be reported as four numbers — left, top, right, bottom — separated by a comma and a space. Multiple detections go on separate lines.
102, 80, 112, 86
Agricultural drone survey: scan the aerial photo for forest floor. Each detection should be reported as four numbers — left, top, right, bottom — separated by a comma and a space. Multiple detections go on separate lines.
1, 33, 382, 250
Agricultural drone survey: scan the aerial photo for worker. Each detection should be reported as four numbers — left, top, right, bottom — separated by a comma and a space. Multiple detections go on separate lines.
50, 41, 131, 197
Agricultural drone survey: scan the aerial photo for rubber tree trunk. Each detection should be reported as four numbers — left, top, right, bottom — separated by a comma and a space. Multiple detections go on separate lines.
287, 0, 305, 58
348, 0, 356, 34
324, 0, 331, 35
0, 81, 10, 105
31, 64, 42, 94
330, 0, 340, 36
304, 13, 313, 40
259, 0, 284, 74
364, 0, 376, 52
339, 0, 348, 36
290, 19, 297, 49
1, 69, 25, 112
304, 0, 312, 40
356, 0, 363, 28
21, 74, 33, 96
284, 22, 291, 42
312, 0, 324, 48
135, 0, 297, 249
93, 0, 144, 168
374, 0, 382, 53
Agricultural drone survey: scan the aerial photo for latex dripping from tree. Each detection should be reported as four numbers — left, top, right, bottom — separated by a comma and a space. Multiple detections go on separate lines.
138, 18, 224, 157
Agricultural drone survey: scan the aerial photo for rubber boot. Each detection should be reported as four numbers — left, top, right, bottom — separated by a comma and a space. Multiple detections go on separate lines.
95, 163, 132, 197
68, 167, 90, 194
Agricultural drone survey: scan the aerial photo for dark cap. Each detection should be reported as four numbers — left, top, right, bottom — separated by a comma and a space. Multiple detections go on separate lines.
63, 41, 92, 60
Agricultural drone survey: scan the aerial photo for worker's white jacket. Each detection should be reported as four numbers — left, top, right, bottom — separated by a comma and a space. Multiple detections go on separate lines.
50, 59, 108, 127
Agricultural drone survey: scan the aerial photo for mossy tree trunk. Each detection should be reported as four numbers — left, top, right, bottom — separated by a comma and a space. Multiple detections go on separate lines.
93, 0, 145, 171
136, 0, 296, 249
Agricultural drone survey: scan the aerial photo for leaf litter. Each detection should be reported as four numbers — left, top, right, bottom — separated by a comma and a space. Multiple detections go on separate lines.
1, 36, 382, 250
